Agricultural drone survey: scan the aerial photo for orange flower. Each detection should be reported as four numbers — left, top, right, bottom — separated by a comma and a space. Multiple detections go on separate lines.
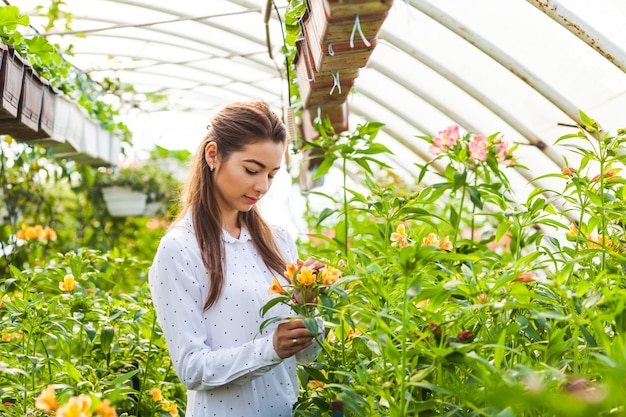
422, 233, 439, 247
477, 293, 488, 303
561, 167, 577, 176
268, 277, 287, 295
95, 399, 117, 417
390, 224, 409, 248
56, 394, 91, 417
283, 263, 298, 281
347, 328, 362, 339
35, 385, 58, 411
59, 274, 77, 292
1, 333, 13, 342
296, 266, 317, 286
515, 272, 536, 283
151, 388, 163, 402
161, 400, 179, 417
591, 169, 619, 182
320, 265, 341, 285
438, 235, 452, 251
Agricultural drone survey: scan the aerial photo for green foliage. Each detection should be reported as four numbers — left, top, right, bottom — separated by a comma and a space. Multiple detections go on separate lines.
0, 249, 184, 416
292, 116, 626, 416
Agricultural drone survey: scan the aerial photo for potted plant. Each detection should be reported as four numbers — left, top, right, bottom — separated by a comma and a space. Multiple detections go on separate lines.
95, 162, 181, 217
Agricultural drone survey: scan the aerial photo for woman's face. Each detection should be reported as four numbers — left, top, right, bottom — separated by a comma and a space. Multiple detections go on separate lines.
210, 139, 285, 217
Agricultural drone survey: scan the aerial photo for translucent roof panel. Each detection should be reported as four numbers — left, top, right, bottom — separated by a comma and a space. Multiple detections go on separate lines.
12, 0, 626, 200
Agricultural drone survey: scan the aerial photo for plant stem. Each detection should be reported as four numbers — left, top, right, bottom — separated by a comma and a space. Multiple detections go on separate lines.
452, 181, 467, 246
342, 157, 349, 254
399, 271, 410, 416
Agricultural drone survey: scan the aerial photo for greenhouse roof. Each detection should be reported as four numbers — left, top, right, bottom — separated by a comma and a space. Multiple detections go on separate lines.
13, 0, 626, 203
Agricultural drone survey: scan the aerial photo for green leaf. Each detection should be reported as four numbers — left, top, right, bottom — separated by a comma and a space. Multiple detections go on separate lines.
355, 143, 393, 155
495, 222, 510, 242
312, 156, 335, 179
453, 170, 467, 190
467, 186, 483, 209
108, 369, 140, 387
0, 6, 29, 32
316, 207, 336, 226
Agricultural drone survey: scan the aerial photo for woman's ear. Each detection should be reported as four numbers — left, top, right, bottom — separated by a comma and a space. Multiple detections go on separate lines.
204, 141, 218, 170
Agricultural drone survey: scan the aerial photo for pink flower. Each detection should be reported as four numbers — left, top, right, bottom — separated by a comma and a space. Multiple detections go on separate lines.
469, 135, 487, 162
429, 125, 460, 155
493, 135, 509, 162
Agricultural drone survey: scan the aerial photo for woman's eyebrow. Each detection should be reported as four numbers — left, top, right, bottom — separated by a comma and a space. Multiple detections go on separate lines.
243, 159, 281, 171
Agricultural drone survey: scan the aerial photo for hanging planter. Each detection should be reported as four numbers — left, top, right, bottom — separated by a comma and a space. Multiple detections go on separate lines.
308, 0, 391, 45
50, 95, 85, 157
300, 100, 349, 141
0, 44, 25, 122
95, 162, 181, 217
101, 186, 148, 217
295, 38, 356, 108
22, 80, 56, 143
2, 63, 45, 141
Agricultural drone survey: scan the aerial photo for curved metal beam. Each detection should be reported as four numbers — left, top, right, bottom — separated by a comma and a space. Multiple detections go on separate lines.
378, 28, 565, 169
409, 0, 584, 128
527, 0, 626, 74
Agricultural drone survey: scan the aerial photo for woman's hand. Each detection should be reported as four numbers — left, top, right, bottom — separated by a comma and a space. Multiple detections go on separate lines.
273, 319, 316, 359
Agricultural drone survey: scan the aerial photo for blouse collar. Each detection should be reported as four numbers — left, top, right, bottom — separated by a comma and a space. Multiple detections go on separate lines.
222, 227, 252, 243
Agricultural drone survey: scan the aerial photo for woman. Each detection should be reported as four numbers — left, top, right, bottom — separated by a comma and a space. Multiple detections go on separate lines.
148, 100, 321, 416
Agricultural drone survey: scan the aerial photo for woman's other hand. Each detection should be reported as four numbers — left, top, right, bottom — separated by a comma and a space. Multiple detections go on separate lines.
273, 319, 315, 358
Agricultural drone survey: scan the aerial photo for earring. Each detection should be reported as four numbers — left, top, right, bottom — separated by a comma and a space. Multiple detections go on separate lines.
209, 165, 214, 172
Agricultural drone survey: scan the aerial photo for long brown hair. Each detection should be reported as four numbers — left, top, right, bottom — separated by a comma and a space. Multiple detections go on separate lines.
176, 99, 289, 310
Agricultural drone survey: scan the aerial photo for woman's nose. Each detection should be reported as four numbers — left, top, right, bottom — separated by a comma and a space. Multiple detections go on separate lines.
254, 175, 270, 193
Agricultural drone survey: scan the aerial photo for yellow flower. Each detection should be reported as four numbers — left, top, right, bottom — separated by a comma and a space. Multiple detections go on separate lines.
151, 388, 163, 402
268, 277, 287, 295
296, 266, 316, 286
1, 333, 12, 341
320, 265, 341, 285
0, 294, 9, 308
161, 400, 179, 417
59, 274, 77, 292
438, 235, 452, 251
56, 394, 91, 417
567, 223, 579, 237
308, 380, 325, 389
283, 263, 298, 281
94, 399, 117, 417
24, 226, 38, 240
422, 233, 439, 247
35, 385, 59, 411
390, 224, 409, 248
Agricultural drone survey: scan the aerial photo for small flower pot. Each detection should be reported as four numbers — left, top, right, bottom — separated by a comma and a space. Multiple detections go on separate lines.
101, 186, 148, 217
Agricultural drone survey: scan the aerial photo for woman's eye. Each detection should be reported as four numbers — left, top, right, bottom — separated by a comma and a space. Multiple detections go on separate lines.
245, 168, 256, 175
